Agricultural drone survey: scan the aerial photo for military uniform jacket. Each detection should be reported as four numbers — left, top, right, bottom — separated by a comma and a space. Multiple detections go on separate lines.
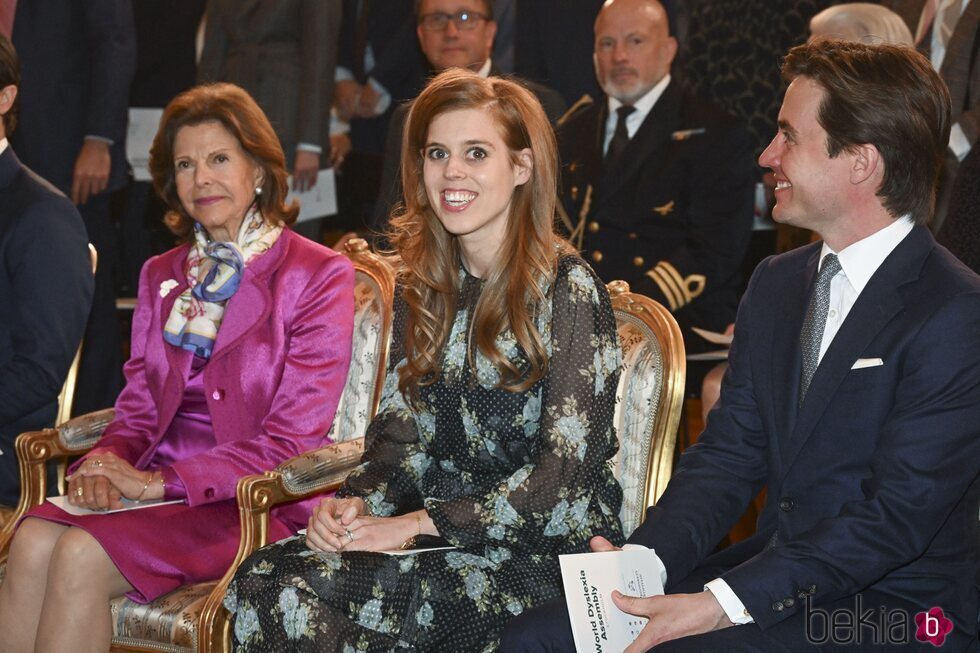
557, 81, 755, 343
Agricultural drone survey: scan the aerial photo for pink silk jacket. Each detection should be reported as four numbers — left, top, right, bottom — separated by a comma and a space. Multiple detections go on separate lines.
89, 228, 354, 528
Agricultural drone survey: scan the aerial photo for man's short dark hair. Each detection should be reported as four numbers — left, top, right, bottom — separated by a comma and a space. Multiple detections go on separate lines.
0, 34, 19, 135
414, 0, 495, 20
782, 40, 951, 225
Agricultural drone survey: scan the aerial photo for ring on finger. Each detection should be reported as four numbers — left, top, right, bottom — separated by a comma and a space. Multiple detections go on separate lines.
75, 487, 84, 497
345, 528, 354, 544
91, 458, 103, 468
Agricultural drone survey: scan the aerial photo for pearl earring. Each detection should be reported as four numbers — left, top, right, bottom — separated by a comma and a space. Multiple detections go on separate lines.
255, 186, 263, 195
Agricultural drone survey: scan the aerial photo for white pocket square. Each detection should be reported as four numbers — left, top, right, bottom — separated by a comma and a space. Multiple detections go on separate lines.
851, 357, 884, 370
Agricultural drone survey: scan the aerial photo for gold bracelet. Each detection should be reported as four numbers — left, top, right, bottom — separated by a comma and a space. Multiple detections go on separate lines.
135, 472, 152, 502
400, 512, 424, 550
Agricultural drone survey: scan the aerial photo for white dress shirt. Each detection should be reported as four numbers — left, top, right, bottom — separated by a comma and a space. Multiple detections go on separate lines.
0, 137, 8, 156
603, 74, 671, 155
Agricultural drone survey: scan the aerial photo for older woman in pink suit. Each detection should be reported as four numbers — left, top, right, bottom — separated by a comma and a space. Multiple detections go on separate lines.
0, 83, 355, 653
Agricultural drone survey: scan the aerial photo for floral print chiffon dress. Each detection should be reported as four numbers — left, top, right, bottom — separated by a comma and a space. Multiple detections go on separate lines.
225, 256, 624, 652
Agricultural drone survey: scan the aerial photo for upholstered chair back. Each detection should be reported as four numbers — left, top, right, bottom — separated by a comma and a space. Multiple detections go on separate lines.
606, 280, 686, 536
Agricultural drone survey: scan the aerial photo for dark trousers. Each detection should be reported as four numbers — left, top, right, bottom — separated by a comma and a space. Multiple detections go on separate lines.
73, 194, 123, 416
500, 564, 977, 652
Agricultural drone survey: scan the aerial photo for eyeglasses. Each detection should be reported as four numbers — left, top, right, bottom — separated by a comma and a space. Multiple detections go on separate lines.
419, 11, 489, 32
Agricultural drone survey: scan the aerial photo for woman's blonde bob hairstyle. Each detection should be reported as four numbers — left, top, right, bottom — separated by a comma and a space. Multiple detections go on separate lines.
148, 83, 299, 240
388, 69, 573, 399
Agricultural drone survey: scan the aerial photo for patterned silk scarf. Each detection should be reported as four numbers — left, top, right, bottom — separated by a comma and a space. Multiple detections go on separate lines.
163, 208, 283, 357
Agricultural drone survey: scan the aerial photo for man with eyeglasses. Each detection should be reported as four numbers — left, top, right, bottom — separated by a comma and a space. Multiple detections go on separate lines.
369, 0, 565, 236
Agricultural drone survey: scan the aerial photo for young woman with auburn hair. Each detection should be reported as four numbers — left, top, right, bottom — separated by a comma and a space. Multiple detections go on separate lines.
225, 69, 625, 651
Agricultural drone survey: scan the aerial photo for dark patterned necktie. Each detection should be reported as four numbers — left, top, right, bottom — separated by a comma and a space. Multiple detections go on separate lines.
799, 253, 841, 404
605, 105, 635, 165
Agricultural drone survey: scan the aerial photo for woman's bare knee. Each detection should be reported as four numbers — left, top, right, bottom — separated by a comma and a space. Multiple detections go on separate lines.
5, 518, 66, 586
47, 528, 131, 597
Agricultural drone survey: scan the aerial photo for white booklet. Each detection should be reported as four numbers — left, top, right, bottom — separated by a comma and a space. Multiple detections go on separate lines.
559, 549, 665, 652
47, 495, 183, 516
286, 168, 338, 223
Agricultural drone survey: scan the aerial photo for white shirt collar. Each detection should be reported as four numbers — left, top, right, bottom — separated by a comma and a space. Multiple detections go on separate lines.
0, 137, 7, 156
607, 74, 671, 123
477, 58, 492, 78
820, 216, 915, 294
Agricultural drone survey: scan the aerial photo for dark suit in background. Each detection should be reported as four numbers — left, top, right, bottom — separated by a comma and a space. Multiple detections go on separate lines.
370, 74, 566, 237
117, 0, 206, 296
11, 0, 135, 415
0, 146, 94, 506
198, 0, 342, 168
885, 0, 980, 231
557, 81, 754, 350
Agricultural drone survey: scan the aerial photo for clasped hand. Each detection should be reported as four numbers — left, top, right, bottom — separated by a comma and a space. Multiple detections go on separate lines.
306, 497, 419, 553
588, 536, 734, 652
66, 452, 161, 511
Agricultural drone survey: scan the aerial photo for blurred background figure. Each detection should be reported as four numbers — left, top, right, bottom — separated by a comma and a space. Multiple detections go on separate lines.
884, 0, 980, 232
0, 34, 94, 508
197, 0, 342, 242
332, 0, 427, 236
809, 2, 914, 44
557, 0, 754, 374
117, 0, 207, 297
9, 0, 135, 416
369, 0, 565, 240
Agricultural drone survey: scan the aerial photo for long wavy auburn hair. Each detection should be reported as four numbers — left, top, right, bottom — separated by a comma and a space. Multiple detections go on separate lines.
388, 69, 574, 400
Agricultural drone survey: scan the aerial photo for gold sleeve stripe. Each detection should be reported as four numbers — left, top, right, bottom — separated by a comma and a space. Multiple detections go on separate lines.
654, 261, 707, 309
646, 267, 681, 310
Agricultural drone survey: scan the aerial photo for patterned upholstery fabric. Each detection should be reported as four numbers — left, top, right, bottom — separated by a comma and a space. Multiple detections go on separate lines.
326, 271, 386, 443
611, 311, 665, 536
58, 408, 114, 450
275, 438, 366, 496
110, 582, 214, 653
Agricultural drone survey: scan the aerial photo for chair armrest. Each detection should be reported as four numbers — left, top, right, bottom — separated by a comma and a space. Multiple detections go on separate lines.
0, 408, 115, 563
58, 408, 115, 451
197, 438, 365, 653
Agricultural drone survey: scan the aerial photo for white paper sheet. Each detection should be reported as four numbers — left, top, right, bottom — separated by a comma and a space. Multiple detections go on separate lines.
47, 495, 183, 516
286, 168, 338, 223
691, 327, 734, 346
126, 107, 165, 182
560, 549, 666, 652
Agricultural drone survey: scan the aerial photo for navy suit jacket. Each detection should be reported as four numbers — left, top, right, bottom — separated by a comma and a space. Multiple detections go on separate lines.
630, 226, 980, 641
0, 147, 94, 506
10, 0, 135, 195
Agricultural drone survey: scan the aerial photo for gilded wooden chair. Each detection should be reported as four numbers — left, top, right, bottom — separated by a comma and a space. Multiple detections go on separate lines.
0, 239, 395, 653
606, 280, 686, 535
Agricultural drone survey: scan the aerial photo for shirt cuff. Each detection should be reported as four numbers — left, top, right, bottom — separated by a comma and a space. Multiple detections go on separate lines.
335, 66, 354, 82
161, 465, 187, 500
296, 143, 323, 154
950, 122, 971, 161
622, 543, 669, 588
368, 76, 392, 115
705, 578, 754, 624
84, 135, 114, 146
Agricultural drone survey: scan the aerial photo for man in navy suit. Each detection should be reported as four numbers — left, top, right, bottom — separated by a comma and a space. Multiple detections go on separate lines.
0, 35, 94, 507
502, 40, 980, 652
